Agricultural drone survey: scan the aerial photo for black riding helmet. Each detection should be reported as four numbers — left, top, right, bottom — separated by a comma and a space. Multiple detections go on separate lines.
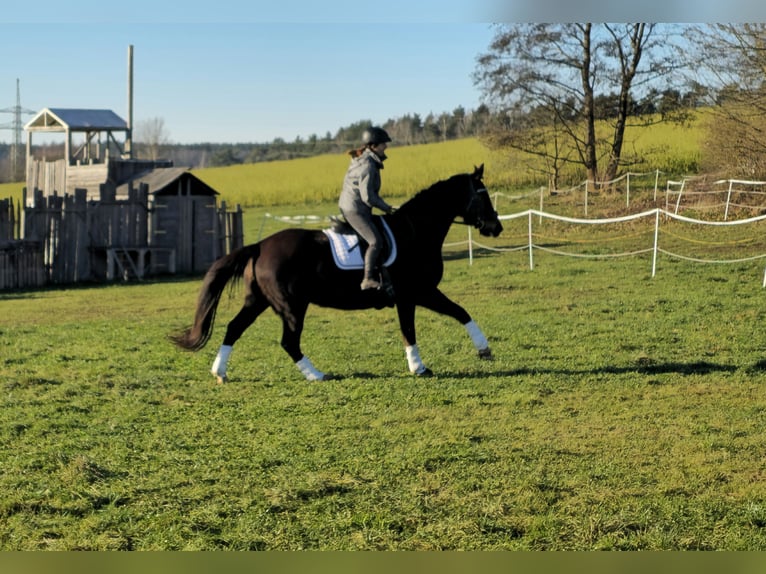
362, 126, 392, 145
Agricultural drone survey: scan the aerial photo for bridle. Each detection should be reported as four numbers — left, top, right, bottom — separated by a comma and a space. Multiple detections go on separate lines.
455, 176, 494, 232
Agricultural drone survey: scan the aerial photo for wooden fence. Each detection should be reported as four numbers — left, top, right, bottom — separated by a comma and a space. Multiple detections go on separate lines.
0, 187, 244, 290
0, 197, 46, 290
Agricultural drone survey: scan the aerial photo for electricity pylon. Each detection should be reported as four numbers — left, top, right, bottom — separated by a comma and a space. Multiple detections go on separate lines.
0, 79, 36, 182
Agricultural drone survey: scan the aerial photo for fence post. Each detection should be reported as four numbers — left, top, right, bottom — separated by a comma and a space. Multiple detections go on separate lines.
467, 227, 473, 265
257, 213, 269, 242
234, 205, 244, 249
652, 209, 660, 278
217, 199, 226, 258
528, 210, 534, 270
584, 180, 589, 217
724, 180, 733, 221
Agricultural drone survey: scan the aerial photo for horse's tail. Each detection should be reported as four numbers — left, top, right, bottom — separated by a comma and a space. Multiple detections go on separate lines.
171, 243, 260, 351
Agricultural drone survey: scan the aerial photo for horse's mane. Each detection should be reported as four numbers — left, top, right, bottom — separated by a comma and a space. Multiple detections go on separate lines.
398, 173, 466, 213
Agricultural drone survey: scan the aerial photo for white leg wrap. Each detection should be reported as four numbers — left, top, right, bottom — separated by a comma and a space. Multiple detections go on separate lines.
464, 320, 489, 351
406, 344, 428, 374
211, 345, 233, 377
295, 356, 325, 381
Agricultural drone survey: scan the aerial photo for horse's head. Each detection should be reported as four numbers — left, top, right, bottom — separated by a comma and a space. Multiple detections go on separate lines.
461, 164, 503, 237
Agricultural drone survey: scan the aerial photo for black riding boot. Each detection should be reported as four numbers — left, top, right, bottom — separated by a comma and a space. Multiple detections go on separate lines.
360, 247, 381, 290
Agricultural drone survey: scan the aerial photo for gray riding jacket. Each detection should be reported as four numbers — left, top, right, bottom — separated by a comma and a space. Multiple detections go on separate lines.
339, 149, 393, 214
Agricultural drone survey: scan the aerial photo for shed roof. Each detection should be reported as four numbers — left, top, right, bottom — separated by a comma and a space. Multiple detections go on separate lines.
116, 167, 219, 197
25, 108, 128, 133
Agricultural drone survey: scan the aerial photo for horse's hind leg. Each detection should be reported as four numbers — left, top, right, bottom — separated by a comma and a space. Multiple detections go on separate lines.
211, 292, 268, 383
276, 299, 327, 381
395, 299, 432, 376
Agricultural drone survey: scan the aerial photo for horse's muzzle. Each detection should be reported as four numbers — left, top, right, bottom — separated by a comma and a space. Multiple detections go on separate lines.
478, 219, 503, 237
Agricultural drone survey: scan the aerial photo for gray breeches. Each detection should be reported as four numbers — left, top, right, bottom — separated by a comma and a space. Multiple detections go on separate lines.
341, 209, 384, 266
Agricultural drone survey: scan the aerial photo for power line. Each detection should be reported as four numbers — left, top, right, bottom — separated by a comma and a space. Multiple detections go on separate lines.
0, 78, 36, 181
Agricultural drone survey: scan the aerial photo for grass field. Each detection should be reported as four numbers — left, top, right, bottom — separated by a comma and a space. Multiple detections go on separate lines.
3, 239, 766, 549
6, 111, 766, 551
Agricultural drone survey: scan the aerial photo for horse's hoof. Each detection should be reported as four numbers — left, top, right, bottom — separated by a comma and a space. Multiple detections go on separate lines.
214, 374, 228, 384
478, 348, 493, 360
414, 367, 434, 377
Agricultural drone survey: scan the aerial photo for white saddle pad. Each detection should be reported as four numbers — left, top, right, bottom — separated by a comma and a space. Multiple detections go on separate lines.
322, 219, 397, 270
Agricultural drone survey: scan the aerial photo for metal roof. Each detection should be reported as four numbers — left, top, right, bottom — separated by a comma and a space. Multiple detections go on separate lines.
116, 167, 219, 196
25, 108, 128, 132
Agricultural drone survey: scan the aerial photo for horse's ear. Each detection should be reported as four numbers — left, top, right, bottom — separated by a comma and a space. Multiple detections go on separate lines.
473, 164, 485, 178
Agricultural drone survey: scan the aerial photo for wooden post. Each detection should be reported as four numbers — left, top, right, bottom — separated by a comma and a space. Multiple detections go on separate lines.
74, 189, 90, 281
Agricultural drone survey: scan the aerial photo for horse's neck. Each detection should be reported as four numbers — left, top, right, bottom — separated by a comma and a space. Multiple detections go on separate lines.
394, 202, 457, 250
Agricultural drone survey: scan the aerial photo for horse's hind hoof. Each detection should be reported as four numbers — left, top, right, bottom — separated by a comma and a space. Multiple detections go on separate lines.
414, 367, 434, 377
214, 374, 228, 385
478, 348, 493, 360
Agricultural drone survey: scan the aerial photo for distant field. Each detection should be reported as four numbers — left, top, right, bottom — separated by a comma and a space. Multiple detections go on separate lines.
192, 139, 520, 209
193, 112, 706, 209
0, 181, 24, 204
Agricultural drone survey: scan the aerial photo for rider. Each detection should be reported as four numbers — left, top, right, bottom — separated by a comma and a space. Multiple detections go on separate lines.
339, 126, 395, 290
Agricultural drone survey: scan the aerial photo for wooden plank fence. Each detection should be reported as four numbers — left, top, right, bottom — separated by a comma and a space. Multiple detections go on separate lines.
0, 186, 244, 290
0, 197, 21, 242
0, 197, 46, 290
0, 240, 46, 290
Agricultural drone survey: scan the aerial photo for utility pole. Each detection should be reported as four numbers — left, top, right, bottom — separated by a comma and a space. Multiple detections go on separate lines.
0, 79, 36, 182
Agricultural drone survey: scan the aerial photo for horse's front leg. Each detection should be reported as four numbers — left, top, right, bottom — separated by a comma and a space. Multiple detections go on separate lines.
417, 288, 493, 360
396, 300, 432, 376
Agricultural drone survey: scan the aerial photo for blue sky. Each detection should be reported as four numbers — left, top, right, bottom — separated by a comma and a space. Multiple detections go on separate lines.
2, 1, 765, 144
0, 1, 502, 145
0, 22, 496, 144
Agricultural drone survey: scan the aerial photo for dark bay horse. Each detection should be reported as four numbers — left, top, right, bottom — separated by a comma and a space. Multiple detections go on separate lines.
172, 164, 503, 382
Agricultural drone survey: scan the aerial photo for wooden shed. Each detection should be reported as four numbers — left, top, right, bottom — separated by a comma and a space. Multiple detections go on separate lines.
116, 167, 224, 274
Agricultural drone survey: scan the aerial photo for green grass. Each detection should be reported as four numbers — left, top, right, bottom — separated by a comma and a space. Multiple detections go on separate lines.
3, 244, 766, 549
0, 181, 24, 205
5, 111, 765, 550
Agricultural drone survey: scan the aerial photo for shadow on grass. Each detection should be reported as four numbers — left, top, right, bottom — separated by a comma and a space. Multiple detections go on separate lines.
326, 359, 766, 382
433, 360, 741, 380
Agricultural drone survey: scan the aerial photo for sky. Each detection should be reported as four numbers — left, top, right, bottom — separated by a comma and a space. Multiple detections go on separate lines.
2, 0, 765, 145
1, 21, 496, 144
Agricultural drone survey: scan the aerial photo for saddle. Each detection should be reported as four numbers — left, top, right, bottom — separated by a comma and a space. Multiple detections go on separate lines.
322, 216, 397, 271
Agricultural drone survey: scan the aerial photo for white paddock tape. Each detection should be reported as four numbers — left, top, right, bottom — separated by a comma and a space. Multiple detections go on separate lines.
455, 208, 766, 286
255, 205, 766, 286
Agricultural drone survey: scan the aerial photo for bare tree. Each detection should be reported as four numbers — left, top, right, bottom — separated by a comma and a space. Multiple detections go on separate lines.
474, 23, 683, 187
134, 117, 171, 161
683, 24, 766, 178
